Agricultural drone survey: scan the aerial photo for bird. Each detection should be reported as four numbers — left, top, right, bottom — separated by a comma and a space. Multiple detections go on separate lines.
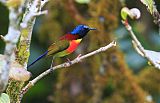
27, 25, 96, 68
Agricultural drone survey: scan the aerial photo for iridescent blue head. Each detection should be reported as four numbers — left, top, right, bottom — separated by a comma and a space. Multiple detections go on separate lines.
70, 25, 96, 38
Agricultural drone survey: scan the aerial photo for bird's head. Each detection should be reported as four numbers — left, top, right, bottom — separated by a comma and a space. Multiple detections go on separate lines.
70, 25, 96, 38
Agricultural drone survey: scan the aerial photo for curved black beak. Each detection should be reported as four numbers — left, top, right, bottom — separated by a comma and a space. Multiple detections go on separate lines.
89, 27, 96, 30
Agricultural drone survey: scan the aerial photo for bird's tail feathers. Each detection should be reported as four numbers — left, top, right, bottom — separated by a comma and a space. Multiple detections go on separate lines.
27, 51, 48, 68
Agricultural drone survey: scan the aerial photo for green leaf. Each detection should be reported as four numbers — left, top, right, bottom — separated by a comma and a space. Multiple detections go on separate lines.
75, 0, 90, 4
140, 0, 155, 14
0, 93, 10, 103
121, 7, 130, 20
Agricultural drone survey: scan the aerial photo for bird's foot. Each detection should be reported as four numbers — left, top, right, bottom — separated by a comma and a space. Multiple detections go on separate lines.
51, 62, 55, 67
49, 57, 55, 72
76, 54, 82, 62
67, 58, 72, 65
49, 63, 54, 73
76, 54, 82, 58
66, 54, 82, 65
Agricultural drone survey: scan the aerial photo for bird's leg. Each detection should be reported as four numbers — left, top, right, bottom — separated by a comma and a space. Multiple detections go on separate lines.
66, 58, 72, 65
76, 54, 82, 58
75, 54, 82, 62
66, 54, 82, 65
50, 57, 55, 72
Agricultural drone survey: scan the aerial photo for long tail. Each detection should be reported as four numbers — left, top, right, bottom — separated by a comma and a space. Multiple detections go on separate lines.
27, 51, 48, 68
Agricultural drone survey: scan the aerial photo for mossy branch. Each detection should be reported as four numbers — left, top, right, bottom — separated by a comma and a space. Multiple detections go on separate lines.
0, 0, 25, 94
5, 0, 49, 102
19, 41, 116, 101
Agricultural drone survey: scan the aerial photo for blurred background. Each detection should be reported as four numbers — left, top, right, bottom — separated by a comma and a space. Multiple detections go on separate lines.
0, 0, 160, 103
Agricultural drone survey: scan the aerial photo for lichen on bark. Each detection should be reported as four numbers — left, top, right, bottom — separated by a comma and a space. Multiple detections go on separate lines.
6, 0, 41, 102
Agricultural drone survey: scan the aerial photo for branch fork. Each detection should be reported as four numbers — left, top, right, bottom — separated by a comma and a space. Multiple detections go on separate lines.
122, 20, 160, 70
20, 0, 48, 28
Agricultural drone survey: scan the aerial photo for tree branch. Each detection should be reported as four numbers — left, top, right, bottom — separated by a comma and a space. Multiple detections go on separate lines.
0, 0, 25, 93
5, 0, 49, 102
19, 41, 116, 101
17, 0, 48, 66
122, 20, 160, 69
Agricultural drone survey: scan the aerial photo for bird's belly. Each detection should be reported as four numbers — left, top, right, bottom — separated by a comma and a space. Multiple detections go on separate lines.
66, 39, 82, 53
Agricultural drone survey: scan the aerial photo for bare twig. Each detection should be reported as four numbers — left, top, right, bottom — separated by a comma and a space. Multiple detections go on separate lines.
122, 20, 160, 69
19, 41, 116, 101
122, 20, 145, 53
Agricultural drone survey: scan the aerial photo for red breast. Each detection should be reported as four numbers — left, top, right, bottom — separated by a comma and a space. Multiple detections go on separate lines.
66, 39, 82, 53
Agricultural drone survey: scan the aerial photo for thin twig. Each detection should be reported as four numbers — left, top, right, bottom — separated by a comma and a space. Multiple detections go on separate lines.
122, 20, 145, 54
122, 20, 160, 69
19, 41, 116, 101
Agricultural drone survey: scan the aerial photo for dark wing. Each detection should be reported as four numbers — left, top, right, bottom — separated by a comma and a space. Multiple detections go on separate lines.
47, 40, 70, 56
